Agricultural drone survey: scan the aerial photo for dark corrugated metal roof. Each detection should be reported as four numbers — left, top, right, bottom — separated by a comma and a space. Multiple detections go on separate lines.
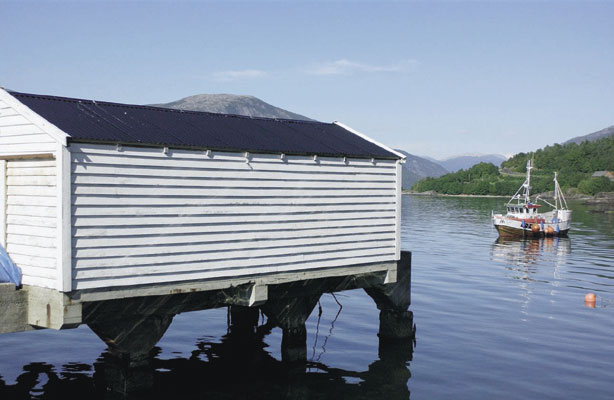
10, 91, 400, 159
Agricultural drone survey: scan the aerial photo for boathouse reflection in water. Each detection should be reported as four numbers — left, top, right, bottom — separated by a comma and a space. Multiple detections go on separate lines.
0, 305, 415, 400
1, 253, 414, 398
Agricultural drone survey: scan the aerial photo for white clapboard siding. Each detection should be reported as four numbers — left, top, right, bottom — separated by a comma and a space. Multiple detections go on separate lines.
74, 240, 395, 270
71, 218, 396, 238
71, 195, 393, 207
5, 158, 58, 289
74, 232, 395, 258
0, 104, 57, 156
74, 254, 395, 290
72, 211, 396, 227
75, 248, 395, 280
71, 144, 400, 290
72, 224, 395, 249
72, 203, 396, 217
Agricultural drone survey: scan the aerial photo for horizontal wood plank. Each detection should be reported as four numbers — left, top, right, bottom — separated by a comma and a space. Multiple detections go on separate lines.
7, 185, 57, 196
72, 203, 395, 217
72, 153, 395, 175
7, 233, 57, 248
72, 163, 395, 183
0, 143, 57, 155
71, 143, 398, 166
7, 224, 57, 238
7, 159, 56, 168
6, 215, 57, 228
72, 210, 396, 227
74, 233, 394, 258
73, 254, 395, 290
7, 195, 56, 207
72, 225, 395, 248
72, 218, 395, 237
71, 195, 393, 207
10, 253, 56, 269
72, 186, 393, 197
0, 114, 31, 127
0, 133, 55, 145
71, 174, 395, 189
0, 124, 46, 136
7, 166, 56, 176
7, 243, 57, 259
74, 247, 395, 278
21, 275, 57, 289
19, 265, 58, 280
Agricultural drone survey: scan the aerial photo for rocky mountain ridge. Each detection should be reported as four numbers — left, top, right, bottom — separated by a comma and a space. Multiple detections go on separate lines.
151, 93, 312, 121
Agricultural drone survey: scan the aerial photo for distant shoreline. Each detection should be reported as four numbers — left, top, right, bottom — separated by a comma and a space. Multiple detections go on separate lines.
403, 190, 614, 205
402, 191, 508, 198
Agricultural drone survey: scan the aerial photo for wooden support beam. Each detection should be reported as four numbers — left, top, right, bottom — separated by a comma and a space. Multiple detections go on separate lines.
26, 286, 82, 330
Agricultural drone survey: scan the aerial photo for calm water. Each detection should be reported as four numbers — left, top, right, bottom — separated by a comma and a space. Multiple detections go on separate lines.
1, 195, 613, 399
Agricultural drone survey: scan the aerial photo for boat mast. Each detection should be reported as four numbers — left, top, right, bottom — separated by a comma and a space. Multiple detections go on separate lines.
522, 159, 532, 204
554, 172, 558, 210
553, 171, 568, 210
506, 159, 534, 206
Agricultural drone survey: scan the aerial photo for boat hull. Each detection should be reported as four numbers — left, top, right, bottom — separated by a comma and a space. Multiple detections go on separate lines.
494, 223, 569, 238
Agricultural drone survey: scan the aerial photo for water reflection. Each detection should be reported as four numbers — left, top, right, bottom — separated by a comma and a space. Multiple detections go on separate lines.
491, 236, 571, 269
0, 316, 415, 400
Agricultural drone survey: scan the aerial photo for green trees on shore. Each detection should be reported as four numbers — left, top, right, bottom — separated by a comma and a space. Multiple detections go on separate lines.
502, 135, 614, 175
411, 135, 614, 195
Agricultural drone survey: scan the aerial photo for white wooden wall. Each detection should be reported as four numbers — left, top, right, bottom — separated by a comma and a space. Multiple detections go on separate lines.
5, 158, 58, 289
0, 99, 58, 157
0, 95, 62, 290
71, 144, 400, 290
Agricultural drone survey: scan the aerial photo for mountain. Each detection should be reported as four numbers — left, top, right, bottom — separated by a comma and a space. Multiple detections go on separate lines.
437, 154, 507, 172
563, 125, 614, 145
151, 94, 312, 121
395, 150, 448, 189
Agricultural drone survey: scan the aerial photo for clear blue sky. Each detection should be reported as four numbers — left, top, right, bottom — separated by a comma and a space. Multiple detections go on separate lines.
2, 1, 613, 159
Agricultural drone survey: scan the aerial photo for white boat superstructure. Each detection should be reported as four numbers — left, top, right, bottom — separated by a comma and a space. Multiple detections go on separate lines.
492, 160, 571, 237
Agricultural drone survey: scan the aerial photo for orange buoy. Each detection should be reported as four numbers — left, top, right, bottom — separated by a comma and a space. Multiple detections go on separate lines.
585, 293, 596, 308
531, 224, 540, 233
546, 226, 554, 235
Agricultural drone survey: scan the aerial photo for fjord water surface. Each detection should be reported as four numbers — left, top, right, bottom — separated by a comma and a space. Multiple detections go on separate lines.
1, 194, 613, 399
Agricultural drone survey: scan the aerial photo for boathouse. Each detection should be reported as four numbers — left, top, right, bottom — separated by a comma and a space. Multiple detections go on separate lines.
0, 88, 405, 300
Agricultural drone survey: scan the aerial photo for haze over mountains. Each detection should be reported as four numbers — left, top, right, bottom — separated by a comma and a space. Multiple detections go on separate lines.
563, 125, 614, 145
395, 150, 448, 188
434, 154, 508, 172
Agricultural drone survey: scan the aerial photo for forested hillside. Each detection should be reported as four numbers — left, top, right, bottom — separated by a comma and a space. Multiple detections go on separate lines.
412, 136, 614, 196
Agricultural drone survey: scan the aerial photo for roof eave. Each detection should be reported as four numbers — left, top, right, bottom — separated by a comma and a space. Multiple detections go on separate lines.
66, 138, 401, 160
332, 121, 406, 162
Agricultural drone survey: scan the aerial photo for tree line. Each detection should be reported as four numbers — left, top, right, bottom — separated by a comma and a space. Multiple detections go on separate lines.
411, 135, 614, 196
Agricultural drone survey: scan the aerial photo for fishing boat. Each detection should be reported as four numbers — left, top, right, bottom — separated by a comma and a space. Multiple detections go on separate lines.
492, 160, 571, 237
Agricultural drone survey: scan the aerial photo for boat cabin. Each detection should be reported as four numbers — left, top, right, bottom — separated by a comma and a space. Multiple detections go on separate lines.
506, 204, 541, 216
0, 88, 405, 295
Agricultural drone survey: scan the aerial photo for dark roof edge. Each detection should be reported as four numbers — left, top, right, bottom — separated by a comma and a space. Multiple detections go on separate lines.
8, 90, 330, 126
66, 138, 401, 161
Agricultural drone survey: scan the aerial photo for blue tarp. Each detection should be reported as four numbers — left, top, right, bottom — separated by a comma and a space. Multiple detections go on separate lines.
0, 245, 21, 286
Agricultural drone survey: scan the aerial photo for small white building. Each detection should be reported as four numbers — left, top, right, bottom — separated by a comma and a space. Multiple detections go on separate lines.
0, 88, 405, 296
